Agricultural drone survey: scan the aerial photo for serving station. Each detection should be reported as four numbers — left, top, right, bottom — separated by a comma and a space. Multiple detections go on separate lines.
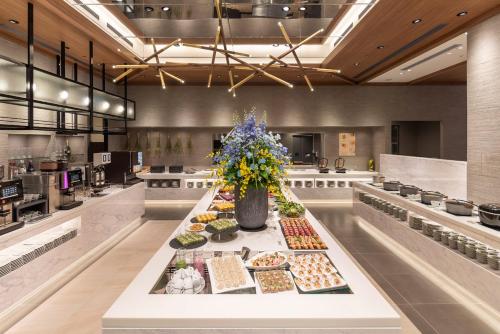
102, 188, 400, 333
353, 182, 500, 317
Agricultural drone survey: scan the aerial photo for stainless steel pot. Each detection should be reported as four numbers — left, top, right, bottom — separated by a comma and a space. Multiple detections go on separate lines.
420, 191, 447, 205
478, 203, 500, 227
399, 185, 420, 197
372, 175, 386, 184
445, 199, 474, 216
383, 181, 401, 191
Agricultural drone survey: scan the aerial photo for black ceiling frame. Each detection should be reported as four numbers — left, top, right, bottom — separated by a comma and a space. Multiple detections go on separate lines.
0, 2, 135, 135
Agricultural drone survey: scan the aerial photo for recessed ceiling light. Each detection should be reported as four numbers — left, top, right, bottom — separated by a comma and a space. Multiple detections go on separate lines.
457, 11, 468, 17
399, 72, 404, 75
117, 48, 121, 52
407, 69, 412, 72
282, 6, 290, 12
299, 6, 306, 11
145, 6, 154, 12
354, 62, 360, 67
9, 19, 19, 24
458, 46, 464, 50
217, 74, 221, 79
272, 43, 279, 47
447, 52, 453, 55
161, 6, 170, 12
377, 45, 384, 49
412, 18, 422, 24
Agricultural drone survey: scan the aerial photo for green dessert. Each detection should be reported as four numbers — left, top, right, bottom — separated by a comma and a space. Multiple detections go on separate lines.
176, 233, 205, 247
209, 219, 237, 232
279, 201, 305, 218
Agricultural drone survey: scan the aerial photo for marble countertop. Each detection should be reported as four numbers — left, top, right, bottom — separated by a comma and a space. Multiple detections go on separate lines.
102, 189, 400, 332
138, 169, 378, 180
0, 183, 143, 248
354, 182, 500, 249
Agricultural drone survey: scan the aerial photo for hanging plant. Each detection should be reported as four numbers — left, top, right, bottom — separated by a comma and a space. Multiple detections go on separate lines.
173, 136, 183, 155
155, 132, 162, 157
136, 132, 142, 152
146, 131, 152, 154
165, 134, 172, 154
187, 134, 193, 154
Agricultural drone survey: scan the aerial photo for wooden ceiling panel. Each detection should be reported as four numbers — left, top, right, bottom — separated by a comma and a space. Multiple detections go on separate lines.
410, 61, 466, 85
323, 0, 500, 82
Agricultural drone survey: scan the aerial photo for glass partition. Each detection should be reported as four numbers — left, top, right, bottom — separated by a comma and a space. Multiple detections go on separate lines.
93, 89, 125, 118
33, 69, 89, 113
0, 57, 27, 99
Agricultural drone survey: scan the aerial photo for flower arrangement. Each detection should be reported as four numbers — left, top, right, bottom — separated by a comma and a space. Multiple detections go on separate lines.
211, 110, 290, 197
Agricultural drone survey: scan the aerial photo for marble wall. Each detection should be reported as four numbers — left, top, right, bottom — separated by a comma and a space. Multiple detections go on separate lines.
467, 13, 500, 204
380, 154, 467, 199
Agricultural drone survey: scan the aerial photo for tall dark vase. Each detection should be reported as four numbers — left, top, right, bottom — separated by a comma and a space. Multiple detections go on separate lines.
235, 185, 268, 230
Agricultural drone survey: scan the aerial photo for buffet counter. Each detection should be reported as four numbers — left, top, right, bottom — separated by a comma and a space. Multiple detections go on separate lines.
138, 169, 377, 202
352, 182, 500, 322
102, 189, 400, 333
0, 183, 145, 327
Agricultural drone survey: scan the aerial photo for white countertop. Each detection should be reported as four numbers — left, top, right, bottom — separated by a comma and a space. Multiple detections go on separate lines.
354, 182, 500, 249
102, 189, 400, 332
0, 184, 142, 247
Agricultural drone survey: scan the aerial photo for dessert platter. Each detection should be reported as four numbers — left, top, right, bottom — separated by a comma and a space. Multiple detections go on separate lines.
206, 219, 239, 234
280, 217, 328, 250
166, 267, 205, 294
191, 212, 218, 224
288, 252, 347, 293
169, 233, 208, 249
255, 270, 297, 295
206, 255, 256, 294
186, 223, 206, 233
245, 251, 288, 270
208, 201, 235, 213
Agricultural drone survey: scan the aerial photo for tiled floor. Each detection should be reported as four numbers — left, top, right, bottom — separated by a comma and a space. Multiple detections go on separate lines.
5, 203, 497, 334
309, 203, 498, 334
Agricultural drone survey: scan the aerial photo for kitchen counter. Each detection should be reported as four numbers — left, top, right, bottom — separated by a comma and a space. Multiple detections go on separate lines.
354, 182, 500, 249
102, 189, 400, 333
0, 183, 145, 324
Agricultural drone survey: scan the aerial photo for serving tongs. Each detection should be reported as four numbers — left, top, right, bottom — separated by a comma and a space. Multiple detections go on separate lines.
241, 246, 251, 261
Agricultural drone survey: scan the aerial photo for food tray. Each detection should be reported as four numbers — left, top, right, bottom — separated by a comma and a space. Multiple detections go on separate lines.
245, 251, 288, 270
255, 270, 298, 295
169, 235, 208, 250
205, 223, 240, 235
206, 256, 255, 294
190, 211, 218, 224
294, 273, 348, 293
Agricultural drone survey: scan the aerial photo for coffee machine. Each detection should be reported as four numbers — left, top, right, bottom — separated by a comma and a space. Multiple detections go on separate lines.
92, 152, 111, 188
0, 179, 24, 235
106, 151, 143, 185
20, 173, 61, 213
59, 169, 83, 210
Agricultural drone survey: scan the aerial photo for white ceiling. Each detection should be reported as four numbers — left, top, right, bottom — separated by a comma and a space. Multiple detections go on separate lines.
369, 33, 467, 83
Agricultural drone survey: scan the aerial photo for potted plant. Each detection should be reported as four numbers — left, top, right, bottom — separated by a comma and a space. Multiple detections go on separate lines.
211, 111, 290, 229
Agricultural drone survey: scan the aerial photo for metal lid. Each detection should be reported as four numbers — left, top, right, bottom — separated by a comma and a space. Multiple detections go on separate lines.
478, 203, 500, 214
446, 199, 474, 208
401, 185, 419, 189
422, 190, 445, 196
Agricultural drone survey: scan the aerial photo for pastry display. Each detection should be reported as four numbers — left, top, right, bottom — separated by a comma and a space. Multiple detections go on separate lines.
211, 201, 235, 212
294, 272, 346, 292
187, 223, 205, 233
166, 267, 205, 294
255, 270, 295, 294
286, 236, 327, 250
288, 253, 337, 278
280, 217, 317, 237
246, 251, 287, 270
195, 212, 217, 224
208, 219, 238, 233
175, 233, 205, 247
288, 253, 346, 292
280, 218, 327, 250
207, 255, 255, 293
279, 201, 305, 218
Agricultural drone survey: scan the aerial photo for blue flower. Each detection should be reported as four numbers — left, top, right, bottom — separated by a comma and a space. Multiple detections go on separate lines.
258, 158, 266, 164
